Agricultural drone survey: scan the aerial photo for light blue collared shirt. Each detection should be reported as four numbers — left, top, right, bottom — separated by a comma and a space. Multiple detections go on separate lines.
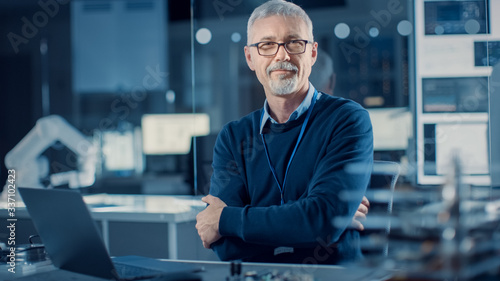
260, 83, 322, 133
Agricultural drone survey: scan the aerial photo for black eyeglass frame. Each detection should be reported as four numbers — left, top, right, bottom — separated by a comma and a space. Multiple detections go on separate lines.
248, 39, 313, 56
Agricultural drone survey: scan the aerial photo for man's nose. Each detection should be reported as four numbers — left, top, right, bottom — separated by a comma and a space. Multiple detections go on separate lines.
274, 44, 290, 61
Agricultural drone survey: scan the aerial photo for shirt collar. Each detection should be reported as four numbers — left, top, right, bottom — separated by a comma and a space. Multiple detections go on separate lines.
260, 82, 321, 133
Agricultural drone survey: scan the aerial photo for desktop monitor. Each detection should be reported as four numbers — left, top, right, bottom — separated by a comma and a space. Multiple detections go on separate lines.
141, 113, 210, 155
101, 130, 136, 172
366, 107, 412, 151
424, 0, 489, 35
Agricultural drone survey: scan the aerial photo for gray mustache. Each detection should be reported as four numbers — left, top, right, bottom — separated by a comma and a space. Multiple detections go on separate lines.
267, 62, 298, 75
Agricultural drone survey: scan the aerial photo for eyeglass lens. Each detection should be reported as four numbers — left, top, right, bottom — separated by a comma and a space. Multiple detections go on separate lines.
258, 41, 306, 56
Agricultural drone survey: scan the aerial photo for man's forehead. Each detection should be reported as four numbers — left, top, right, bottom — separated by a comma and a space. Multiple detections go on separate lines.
250, 15, 308, 41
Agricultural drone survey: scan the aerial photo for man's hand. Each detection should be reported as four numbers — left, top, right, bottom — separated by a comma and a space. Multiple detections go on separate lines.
351, 196, 370, 231
195, 195, 227, 249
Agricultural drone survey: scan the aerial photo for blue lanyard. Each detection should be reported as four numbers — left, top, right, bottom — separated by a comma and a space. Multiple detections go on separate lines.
260, 90, 318, 205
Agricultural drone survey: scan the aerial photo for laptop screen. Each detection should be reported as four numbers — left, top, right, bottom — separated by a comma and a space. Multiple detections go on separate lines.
19, 187, 117, 279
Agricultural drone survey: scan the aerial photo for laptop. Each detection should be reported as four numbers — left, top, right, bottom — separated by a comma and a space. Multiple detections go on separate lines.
18, 187, 201, 281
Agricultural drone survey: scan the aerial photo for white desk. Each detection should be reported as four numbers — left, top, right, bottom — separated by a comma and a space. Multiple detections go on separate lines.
0, 194, 207, 260
83, 194, 205, 259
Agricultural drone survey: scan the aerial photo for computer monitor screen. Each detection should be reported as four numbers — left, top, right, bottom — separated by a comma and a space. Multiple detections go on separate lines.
367, 107, 412, 151
141, 113, 210, 155
435, 123, 489, 175
101, 131, 135, 171
424, 0, 489, 35
422, 77, 489, 113
422, 122, 489, 177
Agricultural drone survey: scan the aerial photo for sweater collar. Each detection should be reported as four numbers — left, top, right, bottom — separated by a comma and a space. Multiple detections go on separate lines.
260, 82, 321, 133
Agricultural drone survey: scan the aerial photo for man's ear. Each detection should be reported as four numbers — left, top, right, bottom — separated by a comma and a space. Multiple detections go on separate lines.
311, 41, 318, 66
244, 46, 256, 71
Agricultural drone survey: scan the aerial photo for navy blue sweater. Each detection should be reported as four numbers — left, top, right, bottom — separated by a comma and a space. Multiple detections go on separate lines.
209, 94, 373, 264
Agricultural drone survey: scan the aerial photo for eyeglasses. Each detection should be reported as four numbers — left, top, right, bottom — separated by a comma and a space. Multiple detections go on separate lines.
248, 40, 312, 56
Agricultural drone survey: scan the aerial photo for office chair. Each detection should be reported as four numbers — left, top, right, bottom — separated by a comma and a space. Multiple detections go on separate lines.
361, 160, 401, 257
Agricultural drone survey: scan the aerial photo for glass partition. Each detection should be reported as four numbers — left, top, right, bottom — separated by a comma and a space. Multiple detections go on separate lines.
68, 0, 200, 194
190, 0, 498, 192
190, 0, 413, 193
0, 0, 236, 194
187, 0, 500, 274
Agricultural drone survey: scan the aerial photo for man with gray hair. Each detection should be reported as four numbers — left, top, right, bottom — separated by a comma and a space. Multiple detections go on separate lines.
196, 0, 372, 264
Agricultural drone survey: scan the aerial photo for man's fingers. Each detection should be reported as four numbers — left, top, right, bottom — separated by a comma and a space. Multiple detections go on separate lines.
195, 199, 223, 248
357, 203, 369, 215
361, 196, 370, 208
201, 195, 215, 204
351, 219, 364, 231
354, 211, 366, 221
351, 210, 366, 231
201, 195, 227, 208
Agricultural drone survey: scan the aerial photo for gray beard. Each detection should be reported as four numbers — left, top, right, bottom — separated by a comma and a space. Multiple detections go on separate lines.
269, 74, 298, 96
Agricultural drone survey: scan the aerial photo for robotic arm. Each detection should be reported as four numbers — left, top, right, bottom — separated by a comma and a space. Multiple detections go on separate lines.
4, 115, 97, 189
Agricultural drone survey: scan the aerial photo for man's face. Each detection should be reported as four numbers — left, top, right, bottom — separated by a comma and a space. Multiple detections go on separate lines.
244, 15, 318, 96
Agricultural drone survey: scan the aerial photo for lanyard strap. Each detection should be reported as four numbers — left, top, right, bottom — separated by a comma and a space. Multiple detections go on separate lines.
260, 90, 318, 205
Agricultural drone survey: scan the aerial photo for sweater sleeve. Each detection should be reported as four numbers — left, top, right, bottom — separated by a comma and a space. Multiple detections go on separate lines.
209, 126, 272, 261
218, 107, 373, 248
